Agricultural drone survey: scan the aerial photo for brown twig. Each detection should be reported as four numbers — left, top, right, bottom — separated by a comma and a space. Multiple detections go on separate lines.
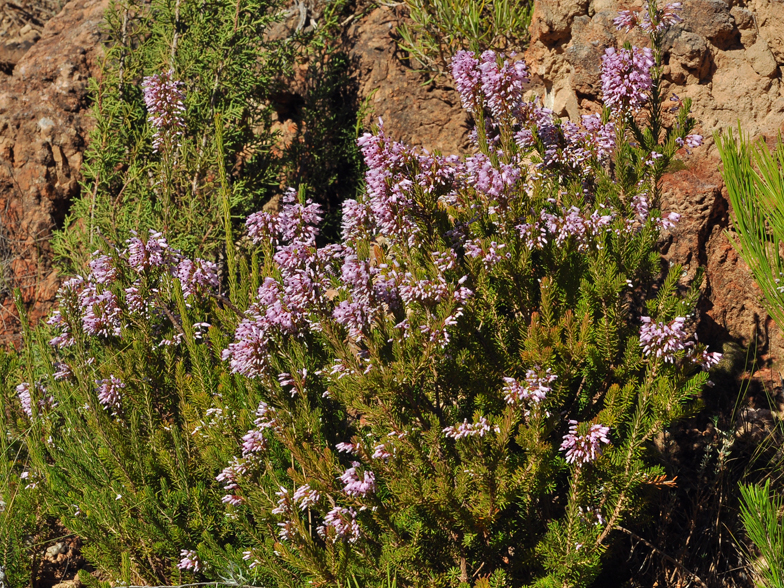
210, 291, 247, 319
616, 526, 709, 588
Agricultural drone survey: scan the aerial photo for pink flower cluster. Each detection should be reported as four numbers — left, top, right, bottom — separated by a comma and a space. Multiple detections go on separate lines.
639, 316, 723, 369
95, 375, 124, 411
271, 484, 322, 540
246, 188, 323, 247
48, 230, 219, 350
317, 506, 361, 543
560, 421, 611, 465
451, 50, 528, 120
240, 401, 278, 456
141, 70, 186, 152
517, 205, 615, 251
53, 362, 73, 381
340, 463, 376, 497
503, 368, 557, 405
127, 230, 175, 273
601, 46, 654, 115
16, 383, 32, 418
16, 382, 56, 418
336, 441, 358, 454
224, 191, 345, 378
292, 484, 320, 509
465, 153, 521, 202
614, 1, 682, 34
178, 550, 202, 572
353, 123, 462, 247
175, 258, 219, 299
216, 457, 249, 506
443, 416, 497, 439
464, 239, 510, 270
639, 316, 689, 362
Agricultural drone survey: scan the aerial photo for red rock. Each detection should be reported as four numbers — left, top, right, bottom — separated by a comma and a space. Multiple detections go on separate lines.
0, 0, 107, 346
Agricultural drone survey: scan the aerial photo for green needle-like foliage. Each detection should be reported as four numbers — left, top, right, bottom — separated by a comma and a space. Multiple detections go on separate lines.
396, 0, 532, 76
717, 129, 784, 329
739, 481, 784, 588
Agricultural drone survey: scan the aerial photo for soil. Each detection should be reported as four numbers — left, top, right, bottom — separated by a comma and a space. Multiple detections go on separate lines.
0, 0, 65, 73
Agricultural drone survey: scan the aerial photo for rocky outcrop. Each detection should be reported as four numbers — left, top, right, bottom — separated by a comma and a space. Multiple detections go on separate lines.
348, 6, 471, 154
525, 0, 784, 366
0, 0, 62, 74
0, 0, 106, 346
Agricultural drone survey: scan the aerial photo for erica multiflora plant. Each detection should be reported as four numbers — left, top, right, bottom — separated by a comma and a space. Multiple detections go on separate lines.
9, 1, 721, 587
50, 0, 293, 276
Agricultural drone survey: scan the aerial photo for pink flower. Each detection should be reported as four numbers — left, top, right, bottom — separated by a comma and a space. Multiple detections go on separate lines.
692, 348, 723, 370
317, 507, 361, 543
175, 257, 219, 299
178, 550, 202, 572
340, 463, 377, 497
601, 46, 654, 115
246, 210, 281, 245
503, 368, 557, 404
451, 50, 482, 112
614, 9, 638, 31
89, 253, 117, 285
639, 316, 690, 362
241, 428, 266, 456
443, 416, 497, 439
631, 195, 650, 222
80, 285, 122, 338
656, 212, 681, 230
336, 442, 358, 454
16, 383, 32, 418
372, 443, 392, 460
53, 362, 73, 381
95, 375, 125, 411
142, 70, 186, 152
477, 50, 529, 120
126, 230, 175, 273
560, 421, 611, 465
16, 382, 55, 418
293, 484, 320, 509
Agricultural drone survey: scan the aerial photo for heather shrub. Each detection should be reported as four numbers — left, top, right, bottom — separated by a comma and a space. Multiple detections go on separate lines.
51, 0, 291, 274
7, 1, 724, 587
0, 351, 38, 588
